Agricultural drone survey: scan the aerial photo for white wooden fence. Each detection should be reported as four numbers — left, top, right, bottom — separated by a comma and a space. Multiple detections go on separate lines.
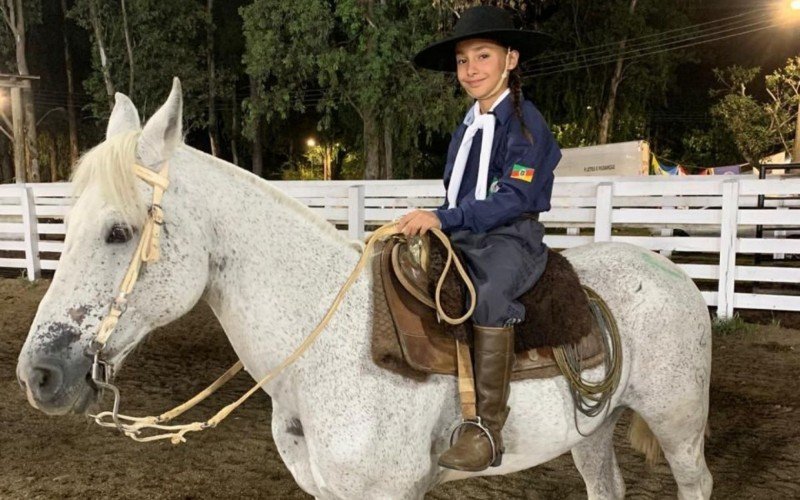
2, 176, 799, 318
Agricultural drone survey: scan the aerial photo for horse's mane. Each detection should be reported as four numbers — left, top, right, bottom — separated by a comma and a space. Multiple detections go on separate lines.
69, 131, 148, 228
69, 132, 361, 252
190, 148, 362, 251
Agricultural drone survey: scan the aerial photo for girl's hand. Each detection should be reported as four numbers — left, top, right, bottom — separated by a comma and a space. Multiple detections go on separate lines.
396, 210, 442, 237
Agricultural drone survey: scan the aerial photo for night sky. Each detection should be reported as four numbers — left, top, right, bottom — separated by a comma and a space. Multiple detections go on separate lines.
690, 1, 800, 78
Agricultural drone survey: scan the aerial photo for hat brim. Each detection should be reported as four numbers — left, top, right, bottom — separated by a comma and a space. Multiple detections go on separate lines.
413, 29, 549, 73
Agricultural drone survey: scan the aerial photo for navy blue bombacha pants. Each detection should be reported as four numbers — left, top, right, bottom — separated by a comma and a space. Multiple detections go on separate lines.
449, 216, 548, 327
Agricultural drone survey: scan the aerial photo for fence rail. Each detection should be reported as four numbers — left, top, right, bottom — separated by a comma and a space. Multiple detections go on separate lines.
2, 176, 799, 318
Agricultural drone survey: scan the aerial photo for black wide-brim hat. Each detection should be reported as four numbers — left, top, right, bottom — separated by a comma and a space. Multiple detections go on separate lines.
413, 6, 548, 73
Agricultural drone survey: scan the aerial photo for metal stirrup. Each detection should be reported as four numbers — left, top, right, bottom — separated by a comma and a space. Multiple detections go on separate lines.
449, 416, 498, 465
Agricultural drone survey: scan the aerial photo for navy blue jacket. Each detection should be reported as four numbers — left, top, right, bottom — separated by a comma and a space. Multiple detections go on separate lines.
434, 95, 562, 234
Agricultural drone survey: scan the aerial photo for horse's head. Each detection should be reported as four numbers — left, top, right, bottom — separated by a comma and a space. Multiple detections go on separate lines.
17, 78, 210, 415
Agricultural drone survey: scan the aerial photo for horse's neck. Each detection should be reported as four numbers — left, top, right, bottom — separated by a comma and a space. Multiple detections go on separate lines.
187, 152, 367, 385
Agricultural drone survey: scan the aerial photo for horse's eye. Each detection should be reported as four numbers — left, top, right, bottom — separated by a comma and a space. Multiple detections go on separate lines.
106, 224, 132, 244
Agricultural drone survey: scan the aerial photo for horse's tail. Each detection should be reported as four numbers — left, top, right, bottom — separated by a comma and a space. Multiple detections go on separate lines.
628, 412, 661, 466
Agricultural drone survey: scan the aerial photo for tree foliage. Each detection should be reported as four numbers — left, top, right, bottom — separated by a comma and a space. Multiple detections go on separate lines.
529, 0, 691, 147
3, 0, 792, 184
0, 22, 15, 73
765, 57, 800, 161
711, 66, 774, 167
242, 0, 465, 179
687, 60, 800, 168
69, 0, 210, 129
0, 0, 42, 73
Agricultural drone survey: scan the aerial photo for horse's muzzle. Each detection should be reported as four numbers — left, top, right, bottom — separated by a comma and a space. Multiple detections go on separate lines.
17, 353, 96, 415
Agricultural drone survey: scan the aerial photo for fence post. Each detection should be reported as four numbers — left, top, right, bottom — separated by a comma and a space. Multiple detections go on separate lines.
717, 179, 739, 319
20, 185, 41, 281
348, 184, 365, 240
659, 228, 674, 258
774, 206, 787, 260
594, 182, 613, 242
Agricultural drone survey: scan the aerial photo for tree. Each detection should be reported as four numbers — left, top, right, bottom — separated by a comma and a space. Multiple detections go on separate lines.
765, 57, 800, 162
60, 0, 79, 168
527, 0, 691, 146
707, 66, 779, 169
205, 0, 219, 157
693, 59, 800, 169
598, 0, 638, 144
242, 0, 464, 180
79, 0, 115, 111
70, 0, 208, 129
0, 0, 42, 181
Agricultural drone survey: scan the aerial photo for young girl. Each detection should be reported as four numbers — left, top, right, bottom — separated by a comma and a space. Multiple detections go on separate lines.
396, 6, 562, 472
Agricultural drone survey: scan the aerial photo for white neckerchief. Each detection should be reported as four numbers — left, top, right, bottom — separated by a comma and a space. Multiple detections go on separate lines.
447, 89, 511, 209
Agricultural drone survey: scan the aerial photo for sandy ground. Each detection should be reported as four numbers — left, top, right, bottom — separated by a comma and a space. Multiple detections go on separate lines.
1, 277, 799, 499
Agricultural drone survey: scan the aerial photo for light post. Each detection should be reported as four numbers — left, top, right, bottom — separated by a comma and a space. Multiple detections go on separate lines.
305, 137, 333, 180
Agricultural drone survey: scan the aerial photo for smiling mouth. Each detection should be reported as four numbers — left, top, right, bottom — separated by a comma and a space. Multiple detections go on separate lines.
466, 79, 486, 87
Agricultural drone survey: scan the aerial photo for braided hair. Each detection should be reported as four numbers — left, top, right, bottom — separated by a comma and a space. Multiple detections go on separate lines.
508, 66, 534, 144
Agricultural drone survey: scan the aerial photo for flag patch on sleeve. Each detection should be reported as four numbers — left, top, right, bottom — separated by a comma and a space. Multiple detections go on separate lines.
510, 164, 535, 183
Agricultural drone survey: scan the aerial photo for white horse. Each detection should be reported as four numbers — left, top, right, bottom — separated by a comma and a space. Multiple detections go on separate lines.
17, 79, 712, 499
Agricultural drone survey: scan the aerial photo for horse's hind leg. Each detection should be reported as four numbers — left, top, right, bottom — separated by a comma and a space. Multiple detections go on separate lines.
633, 402, 712, 500
571, 408, 625, 500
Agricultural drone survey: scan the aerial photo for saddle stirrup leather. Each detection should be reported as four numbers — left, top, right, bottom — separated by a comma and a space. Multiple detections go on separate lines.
439, 324, 515, 472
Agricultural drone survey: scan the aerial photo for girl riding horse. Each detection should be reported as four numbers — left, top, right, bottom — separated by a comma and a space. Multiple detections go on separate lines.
397, 6, 562, 472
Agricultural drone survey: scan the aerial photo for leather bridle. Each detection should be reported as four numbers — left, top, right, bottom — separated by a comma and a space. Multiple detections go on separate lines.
87, 162, 170, 432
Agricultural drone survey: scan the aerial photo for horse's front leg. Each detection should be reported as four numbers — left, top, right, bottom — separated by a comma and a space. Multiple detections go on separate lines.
301, 412, 438, 500
271, 401, 322, 497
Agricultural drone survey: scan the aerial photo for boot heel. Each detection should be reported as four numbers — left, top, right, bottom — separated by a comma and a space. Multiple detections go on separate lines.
491, 451, 503, 467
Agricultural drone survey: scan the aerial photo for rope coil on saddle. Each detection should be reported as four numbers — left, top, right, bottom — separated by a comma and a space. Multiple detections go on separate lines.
553, 286, 622, 434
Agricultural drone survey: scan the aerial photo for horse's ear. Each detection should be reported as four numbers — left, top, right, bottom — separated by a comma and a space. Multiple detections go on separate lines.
136, 77, 183, 170
106, 93, 141, 139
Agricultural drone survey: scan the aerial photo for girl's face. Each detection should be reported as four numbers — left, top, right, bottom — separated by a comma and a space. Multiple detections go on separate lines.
455, 38, 519, 99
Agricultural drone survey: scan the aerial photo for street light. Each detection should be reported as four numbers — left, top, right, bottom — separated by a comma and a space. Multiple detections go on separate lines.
773, 1, 800, 24
306, 138, 316, 147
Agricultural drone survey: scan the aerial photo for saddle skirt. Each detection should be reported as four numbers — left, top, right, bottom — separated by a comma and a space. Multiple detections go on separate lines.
371, 237, 610, 382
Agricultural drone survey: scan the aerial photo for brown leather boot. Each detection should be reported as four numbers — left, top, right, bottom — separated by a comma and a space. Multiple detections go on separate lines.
438, 324, 515, 471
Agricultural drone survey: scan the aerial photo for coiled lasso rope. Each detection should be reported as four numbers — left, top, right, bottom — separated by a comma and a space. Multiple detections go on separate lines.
552, 286, 623, 433
92, 223, 475, 443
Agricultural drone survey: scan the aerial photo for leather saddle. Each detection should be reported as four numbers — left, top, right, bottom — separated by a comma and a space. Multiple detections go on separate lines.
371, 237, 610, 382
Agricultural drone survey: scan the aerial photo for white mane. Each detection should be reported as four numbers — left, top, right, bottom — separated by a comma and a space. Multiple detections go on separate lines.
69, 134, 361, 252
69, 132, 147, 228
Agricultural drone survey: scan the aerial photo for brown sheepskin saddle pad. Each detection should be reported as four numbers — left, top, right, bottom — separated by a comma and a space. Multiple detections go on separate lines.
371, 236, 609, 382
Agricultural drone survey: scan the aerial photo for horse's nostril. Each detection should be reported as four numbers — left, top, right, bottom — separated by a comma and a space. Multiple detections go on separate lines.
30, 364, 64, 400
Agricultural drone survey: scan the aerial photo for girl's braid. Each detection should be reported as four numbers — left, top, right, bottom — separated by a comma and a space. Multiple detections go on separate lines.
508, 67, 534, 144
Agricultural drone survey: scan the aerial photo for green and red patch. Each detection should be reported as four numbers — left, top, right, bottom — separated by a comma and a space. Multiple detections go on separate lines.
510, 163, 534, 183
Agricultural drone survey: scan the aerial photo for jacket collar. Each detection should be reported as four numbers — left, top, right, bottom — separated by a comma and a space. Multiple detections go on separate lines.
492, 94, 515, 125
462, 90, 516, 128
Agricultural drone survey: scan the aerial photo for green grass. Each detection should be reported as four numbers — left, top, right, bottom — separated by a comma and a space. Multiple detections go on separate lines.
712, 314, 756, 336
15, 271, 41, 288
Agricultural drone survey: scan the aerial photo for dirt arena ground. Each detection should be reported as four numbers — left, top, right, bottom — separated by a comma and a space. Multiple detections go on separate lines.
1, 277, 798, 499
